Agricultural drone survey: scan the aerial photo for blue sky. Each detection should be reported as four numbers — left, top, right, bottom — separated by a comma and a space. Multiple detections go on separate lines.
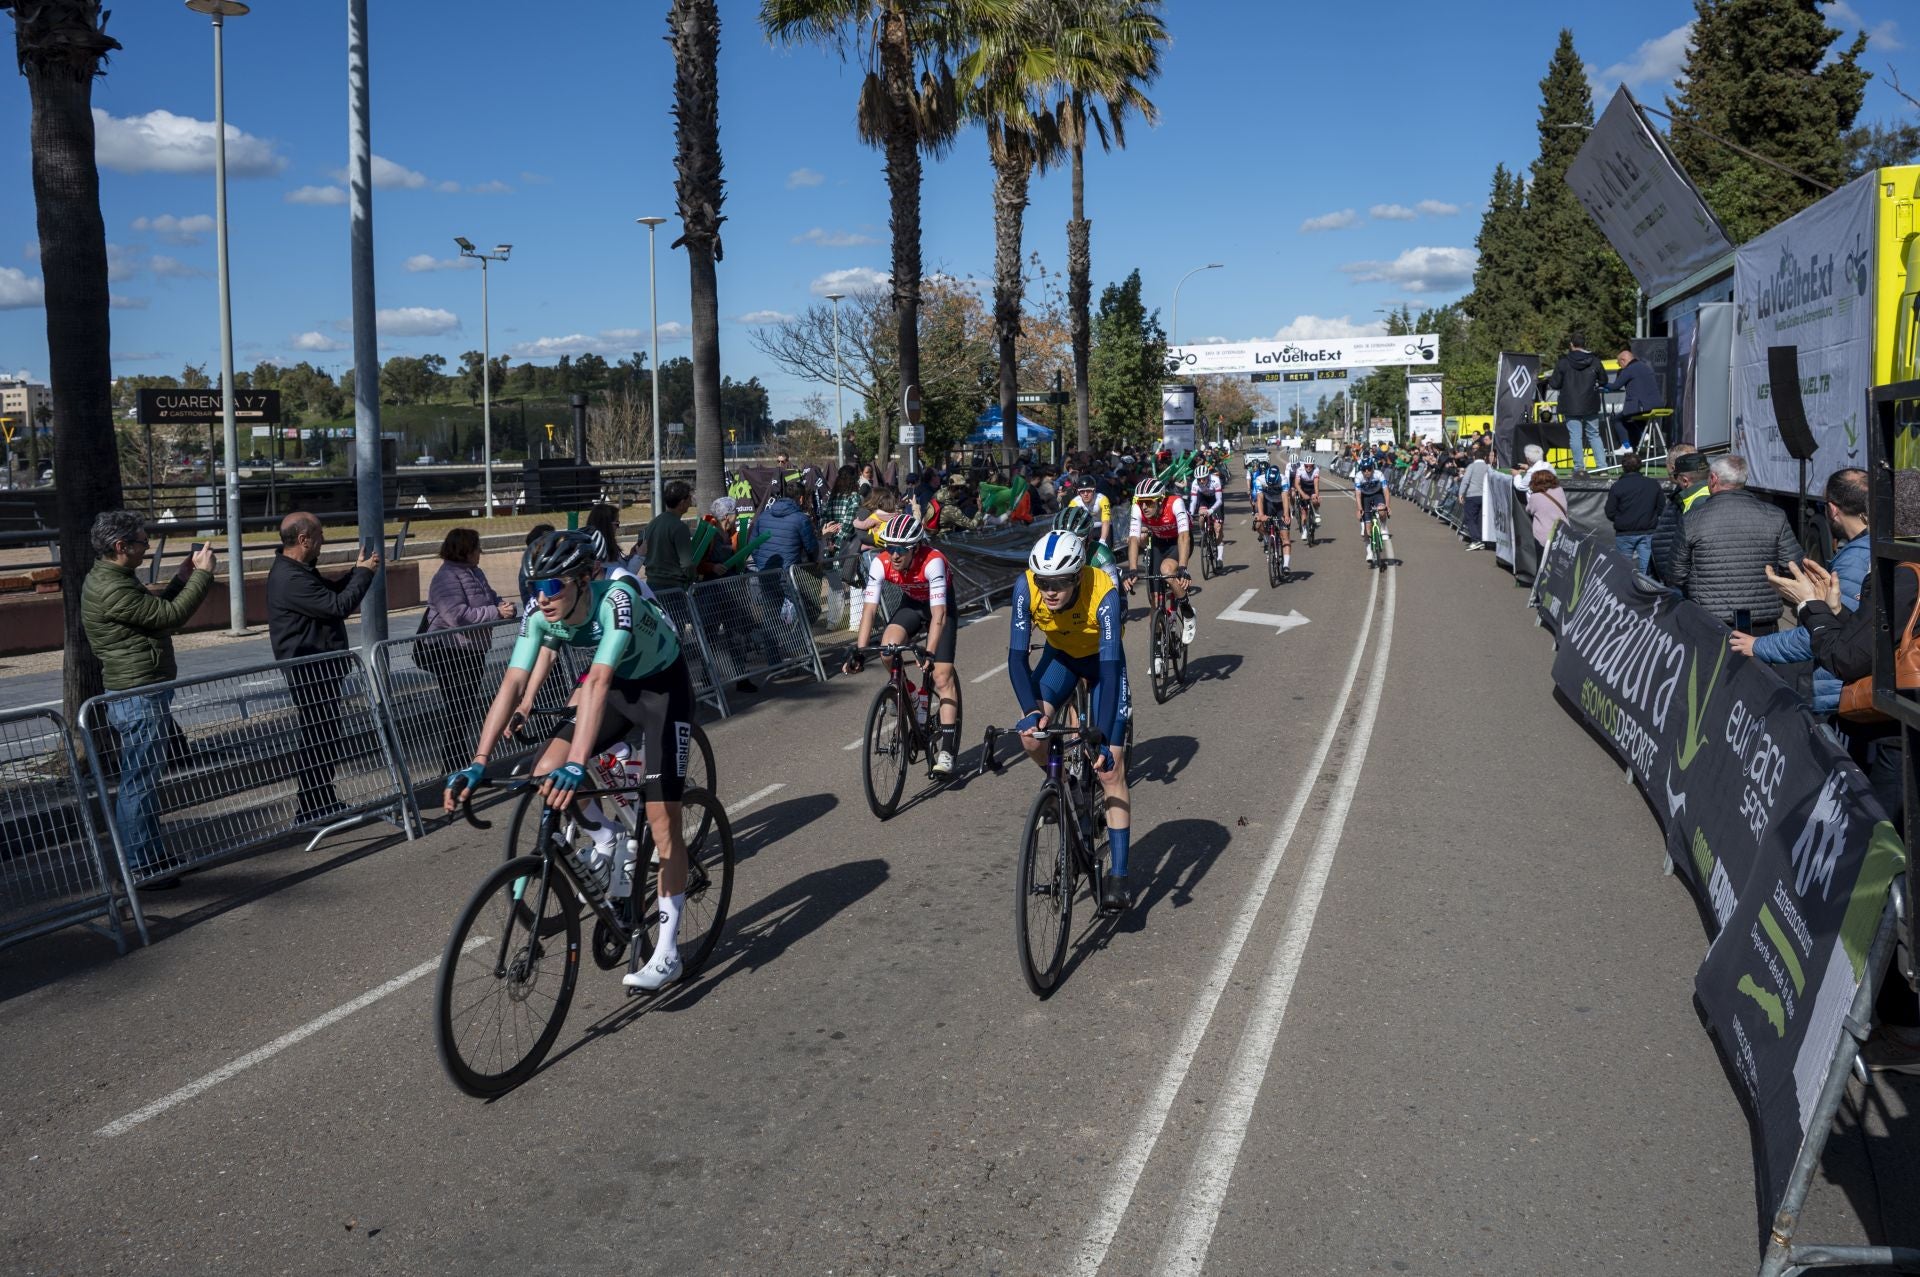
1, 0, 1912, 422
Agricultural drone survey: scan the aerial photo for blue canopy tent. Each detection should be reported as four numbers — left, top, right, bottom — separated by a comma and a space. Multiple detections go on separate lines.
968, 405, 1055, 446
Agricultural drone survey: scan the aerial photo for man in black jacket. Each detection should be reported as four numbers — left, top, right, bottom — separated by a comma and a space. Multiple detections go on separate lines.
1605, 348, 1664, 455
1547, 333, 1608, 473
1668, 454, 1802, 627
267, 512, 379, 822
1602, 453, 1663, 572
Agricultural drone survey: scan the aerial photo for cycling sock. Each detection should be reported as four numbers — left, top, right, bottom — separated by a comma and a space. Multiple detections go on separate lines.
1108, 825, 1131, 878
656, 891, 685, 962
580, 799, 618, 856
940, 723, 959, 756
1282, 550, 1291, 568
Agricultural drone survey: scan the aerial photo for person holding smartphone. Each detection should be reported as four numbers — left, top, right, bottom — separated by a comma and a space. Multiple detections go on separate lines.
1665, 454, 1803, 630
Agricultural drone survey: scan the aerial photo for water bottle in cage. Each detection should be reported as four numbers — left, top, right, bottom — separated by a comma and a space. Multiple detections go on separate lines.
609, 838, 638, 900
914, 688, 930, 727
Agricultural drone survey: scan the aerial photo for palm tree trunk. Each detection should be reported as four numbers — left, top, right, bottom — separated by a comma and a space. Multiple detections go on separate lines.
1068, 129, 1091, 457
668, 0, 727, 511
880, 7, 920, 475
991, 144, 1031, 473
14, 3, 125, 726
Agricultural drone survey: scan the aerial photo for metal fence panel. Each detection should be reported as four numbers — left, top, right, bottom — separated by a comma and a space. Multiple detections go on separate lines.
77, 649, 410, 897
650, 587, 730, 718
686, 569, 823, 689
0, 707, 133, 953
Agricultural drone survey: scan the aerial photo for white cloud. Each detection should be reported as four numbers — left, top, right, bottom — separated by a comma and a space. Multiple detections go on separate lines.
377, 306, 460, 336
1198, 335, 1230, 345
132, 213, 215, 244
149, 255, 208, 280
1300, 209, 1357, 233
291, 331, 347, 352
1824, 2, 1903, 51
737, 309, 796, 325
109, 294, 148, 310
93, 108, 286, 177
1415, 199, 1461, 217
600, 328, 646, 343
374, 155, 429, 190
286, 184, 347, 206
1272, 314, 1388, 340
1589, 23, 1694, 98
811, 266, 889, 296
657, 321, 691, 342
1370, 204, 1417, 221
106, 243, 141, 282
793, 227, 880, 247
787, 167, 825, 189
1340, 246, 1478, 294
0, 267, 44, 309
466, 179, 512, 195
435, 179, 462, 195
403, 253, 477, 273
509, 324, 689, 360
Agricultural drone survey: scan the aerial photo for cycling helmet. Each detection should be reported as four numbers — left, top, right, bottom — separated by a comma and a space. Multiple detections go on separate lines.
1134, 477, 1167, 501
1194, 464, 1211, 479
1053, 504, 1096, 538
522, 529, 596, 582
1029, 530, 1087, 577
878, 511, 925, 547
585, 528, 613, 562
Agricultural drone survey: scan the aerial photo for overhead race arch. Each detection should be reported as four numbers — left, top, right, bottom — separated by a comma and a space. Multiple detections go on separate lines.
1164, 333, 1440, 377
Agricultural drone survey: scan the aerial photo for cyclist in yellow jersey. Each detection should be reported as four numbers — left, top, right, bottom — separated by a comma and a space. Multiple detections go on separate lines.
1063, 478, 1112, 547
1008, 530, 1135, 912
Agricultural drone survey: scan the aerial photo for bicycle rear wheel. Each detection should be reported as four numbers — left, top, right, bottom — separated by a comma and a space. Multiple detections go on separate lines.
861, 682, 910, 819
1015, 785, 1073, 997
435, 854, 581, 1098
1266, 535, 1282, 588
1150, 609, 1177, 704
1198, 523, 1215, 580
633, 787, 736, 977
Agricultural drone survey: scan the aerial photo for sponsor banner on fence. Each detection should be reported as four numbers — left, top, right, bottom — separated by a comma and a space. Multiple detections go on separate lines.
1487, 472, 1515, 566
1535, 529, 1902, 1217
1165, 334, 1439, 378
1732, 172, 1875, 495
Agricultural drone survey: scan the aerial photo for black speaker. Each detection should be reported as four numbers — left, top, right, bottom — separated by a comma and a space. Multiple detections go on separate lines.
1629, 335, 1675, 408
1766, 344, 1819, 462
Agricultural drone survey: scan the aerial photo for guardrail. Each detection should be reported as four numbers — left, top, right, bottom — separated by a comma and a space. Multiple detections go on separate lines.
0, 707, 133, 953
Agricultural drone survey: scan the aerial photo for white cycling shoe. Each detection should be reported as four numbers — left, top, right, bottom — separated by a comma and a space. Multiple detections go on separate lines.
623, 951, 682, 992
930, 750, 956, 777
1181, 614, 1197, 646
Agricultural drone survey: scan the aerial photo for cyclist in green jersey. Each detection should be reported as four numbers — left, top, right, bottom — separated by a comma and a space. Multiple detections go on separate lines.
1054, 503, 1121, 586
443, 530, 697, 992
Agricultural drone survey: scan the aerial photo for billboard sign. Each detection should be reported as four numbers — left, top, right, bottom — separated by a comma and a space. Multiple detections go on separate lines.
137, 388, 282, 424
1166, 334, 1439, 377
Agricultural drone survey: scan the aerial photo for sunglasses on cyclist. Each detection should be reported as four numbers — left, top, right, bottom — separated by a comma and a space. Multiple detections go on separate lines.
1035, 573, 1079, 594
529, 577, 572, 601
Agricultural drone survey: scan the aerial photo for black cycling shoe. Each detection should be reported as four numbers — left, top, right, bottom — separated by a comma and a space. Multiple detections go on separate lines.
1099, 869, 1132, 914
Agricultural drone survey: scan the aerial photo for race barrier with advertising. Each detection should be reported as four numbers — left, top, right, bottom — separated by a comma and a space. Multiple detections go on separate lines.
1533, 528, 1909, 1263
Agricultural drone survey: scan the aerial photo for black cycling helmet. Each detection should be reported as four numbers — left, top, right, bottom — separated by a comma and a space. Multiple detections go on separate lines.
522, 529, 597, 584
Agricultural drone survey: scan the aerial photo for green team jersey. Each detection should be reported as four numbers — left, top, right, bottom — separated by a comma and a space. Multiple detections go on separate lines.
1087, 539, 1117, 571
509, 578, 679, 682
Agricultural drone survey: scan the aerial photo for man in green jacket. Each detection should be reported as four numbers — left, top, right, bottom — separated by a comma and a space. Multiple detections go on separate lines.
80, 509, 216, 883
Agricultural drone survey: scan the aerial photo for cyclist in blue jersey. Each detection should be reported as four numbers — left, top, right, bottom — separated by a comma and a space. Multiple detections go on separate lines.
1009, 530, 1135, 912
1354, 461, 1392, 567
443, 530, 697, 992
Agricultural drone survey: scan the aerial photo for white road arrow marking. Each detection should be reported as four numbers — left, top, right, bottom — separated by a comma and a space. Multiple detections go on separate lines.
1216, 589, 1310, 634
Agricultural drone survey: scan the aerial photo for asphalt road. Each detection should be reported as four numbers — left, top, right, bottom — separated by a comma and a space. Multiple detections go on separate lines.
1, 487, 1907, 1275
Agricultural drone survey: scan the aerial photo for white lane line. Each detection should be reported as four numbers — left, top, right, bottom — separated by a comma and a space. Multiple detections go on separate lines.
970, 661, 1008, 684
733, 782, 786, 811
96, 935, 488, 1139
843, 736, 864, 751
1157, 568, 1397, 1275
1068, 566, 1384, 1277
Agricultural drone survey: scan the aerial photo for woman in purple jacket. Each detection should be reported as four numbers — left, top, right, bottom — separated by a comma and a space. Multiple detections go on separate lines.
424, 528, 517, 772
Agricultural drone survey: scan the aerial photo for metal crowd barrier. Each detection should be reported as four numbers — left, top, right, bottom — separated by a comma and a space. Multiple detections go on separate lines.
368, 617, 585, 831
684, 567, 827, 697
77, 649, 414, 916
650, 585, 731, 719
0, 707, 134, 953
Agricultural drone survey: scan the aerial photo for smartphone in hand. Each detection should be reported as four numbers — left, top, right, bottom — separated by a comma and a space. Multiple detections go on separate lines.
1734, 608, 1753, 633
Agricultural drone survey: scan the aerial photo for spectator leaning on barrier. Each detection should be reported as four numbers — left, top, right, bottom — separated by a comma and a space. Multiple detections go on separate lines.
750, 478, 819, 574
1667, 454, 1803, 628
81, 510, 217, 886
1460, 445, 1492, 550
267, 511, 379, 825
1526, 468, 1569, 548
1605, 347, 1663, 455
1650, 448, 1711, 583
642, 481, 698, 594
1731, 468, 1870, 714
422, 527, 517, 775
1511, 443, 1553, 492
1603, 453, 1663, 573
935, 472, 980, 534
1547, 332, 1608, 473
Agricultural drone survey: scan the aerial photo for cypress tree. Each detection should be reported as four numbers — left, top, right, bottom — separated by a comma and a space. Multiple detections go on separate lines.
1667, 0, 1868, 243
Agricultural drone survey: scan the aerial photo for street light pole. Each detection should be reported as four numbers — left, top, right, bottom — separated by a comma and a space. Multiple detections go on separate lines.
825, 291, 845, 468
455, 237, 511, 515
1171, 261, 1223, 347
636, 216, 667, 515
187, 0, 249, 633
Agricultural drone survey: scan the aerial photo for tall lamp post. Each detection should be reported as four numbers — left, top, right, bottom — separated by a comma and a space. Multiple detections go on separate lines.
636, 216, 667, 514
455, 237, 510, 515
1170, 261, 1223, 347
186, 0, 249, 633
824, 291, 845, 467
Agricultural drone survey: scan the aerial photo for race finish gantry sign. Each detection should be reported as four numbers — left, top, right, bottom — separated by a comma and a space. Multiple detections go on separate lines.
1165, 332, 1439, 378
136, 388, 282, 424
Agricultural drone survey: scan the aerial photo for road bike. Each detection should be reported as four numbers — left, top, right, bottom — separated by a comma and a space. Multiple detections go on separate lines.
503, 706, 718, 856
1259, 517, 1291, 588
1133, 571, 1196, 704
977, 720, 1116, 997
1363, 510, 1393, 569
434, 770, 735, 1098
1194, 511, 1225, 579
1295, 492, 1320, 547
851, 642, 964, 820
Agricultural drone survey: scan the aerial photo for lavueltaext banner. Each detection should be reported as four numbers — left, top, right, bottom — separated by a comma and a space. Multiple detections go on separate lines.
1532, 529, 1904, 1221
1164, 333, 1439, 378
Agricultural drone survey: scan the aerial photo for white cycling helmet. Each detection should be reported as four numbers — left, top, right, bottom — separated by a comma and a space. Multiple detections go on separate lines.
1029, 529, 1087, 578
1134, 476, 1167, 501
879, 511, 925, 546
1194, 464, 1211, 479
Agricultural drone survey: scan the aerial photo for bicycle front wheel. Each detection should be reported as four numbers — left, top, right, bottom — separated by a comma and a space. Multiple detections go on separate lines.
1266, 536, 1282, 589
862, 682, 910, 819
1150, 609, 1177, 705
1015, 785, 1073, 997
1198, 524, 1215, 580
435, 855, 582, 1098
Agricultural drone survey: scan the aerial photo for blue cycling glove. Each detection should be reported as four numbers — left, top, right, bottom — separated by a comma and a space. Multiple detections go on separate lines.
547, 761, 588, 793
446, 763, 485, 796
1015, 710, 1044, 734
1095, 744, 1115, 774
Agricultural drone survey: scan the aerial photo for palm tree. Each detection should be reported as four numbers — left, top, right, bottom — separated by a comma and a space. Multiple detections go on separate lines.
960, 0, 1060, 471
6, 0, 125, 725
668, 0, 727, 511
762, 0, 962, 471
1044, 0, 1164, 454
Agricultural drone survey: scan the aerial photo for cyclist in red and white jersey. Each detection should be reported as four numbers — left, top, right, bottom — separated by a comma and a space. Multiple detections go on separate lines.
1126, 477, 1197, 645
1189, 464, 1225, 560
843, 512, 963, 776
